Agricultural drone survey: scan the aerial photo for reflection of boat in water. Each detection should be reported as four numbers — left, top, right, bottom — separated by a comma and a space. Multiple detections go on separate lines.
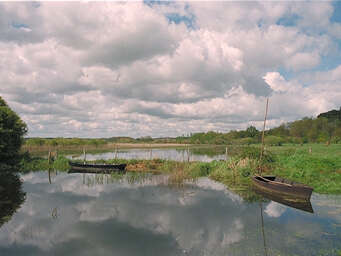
253, 187, 314, 213
68, 161, 127, 174
252, 175, 313, 200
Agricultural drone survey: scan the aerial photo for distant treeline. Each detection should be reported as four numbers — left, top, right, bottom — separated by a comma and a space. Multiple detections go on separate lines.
24, 136, 178, 147
24, 108, 341, 147
176, 108, 341, 145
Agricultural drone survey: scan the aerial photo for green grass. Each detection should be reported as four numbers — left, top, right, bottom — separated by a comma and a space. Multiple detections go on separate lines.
273, 148, 341, 194
20, 154, 70, 172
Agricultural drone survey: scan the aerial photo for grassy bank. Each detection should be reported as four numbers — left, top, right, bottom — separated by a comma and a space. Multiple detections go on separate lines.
19, 144, 341, 196
272, 145, 341, 194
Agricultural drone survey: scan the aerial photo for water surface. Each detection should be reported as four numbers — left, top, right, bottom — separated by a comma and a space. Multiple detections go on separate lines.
69, 147, 226, 162
0, 171, 340, 256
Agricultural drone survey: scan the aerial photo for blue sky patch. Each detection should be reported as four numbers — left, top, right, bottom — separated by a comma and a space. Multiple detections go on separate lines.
165, 12, 195, 29
11, 22, 30, 30
143, 0, 173, 7
144, 0, 196, 29
276, 13, 300, 27
331, 0, 341, 23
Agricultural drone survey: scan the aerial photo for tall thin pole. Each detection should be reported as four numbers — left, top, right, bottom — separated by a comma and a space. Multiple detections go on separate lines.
48, 149, 51, 165
83, 146, 86, 164
259, 98, 269, 174
187, 146, 190, 162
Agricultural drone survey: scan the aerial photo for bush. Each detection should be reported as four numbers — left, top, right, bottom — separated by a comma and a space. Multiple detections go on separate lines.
237, 146, 275, 163
264, 136, 285, 146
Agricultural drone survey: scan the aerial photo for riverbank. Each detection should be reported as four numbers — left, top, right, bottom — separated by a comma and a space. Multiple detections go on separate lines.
19, 144, 341, 197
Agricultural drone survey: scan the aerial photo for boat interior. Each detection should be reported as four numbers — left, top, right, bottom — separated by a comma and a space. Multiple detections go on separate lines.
255, 175, 276, 182
256, 175, 300, 186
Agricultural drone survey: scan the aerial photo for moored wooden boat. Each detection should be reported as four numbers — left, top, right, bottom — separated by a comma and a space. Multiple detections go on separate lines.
252, 175, 313, 200
68, 161, 127, 174
253, 186, 314, 213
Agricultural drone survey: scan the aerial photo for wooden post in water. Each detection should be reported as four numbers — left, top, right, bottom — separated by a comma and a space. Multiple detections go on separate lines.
225, 146, 228, 161
48, 149, 51, 165
114, 145, 118, 159
259, 98, 269, 175
83, 147, 86, 164
187, 146, 190, 162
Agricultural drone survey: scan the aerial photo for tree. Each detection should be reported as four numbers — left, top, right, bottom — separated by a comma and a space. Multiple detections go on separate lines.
0, 96, 27, 170
245, 126, 259, 138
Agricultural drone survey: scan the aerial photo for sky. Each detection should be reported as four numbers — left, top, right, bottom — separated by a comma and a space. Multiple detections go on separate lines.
0, 1, 341, 138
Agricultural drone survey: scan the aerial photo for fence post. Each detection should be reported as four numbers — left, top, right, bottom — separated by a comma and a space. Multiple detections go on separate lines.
83, 147, 86, 164
187, 146, 190, 162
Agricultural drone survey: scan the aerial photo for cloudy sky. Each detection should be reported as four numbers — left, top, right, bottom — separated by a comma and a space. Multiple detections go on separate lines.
1, 1, 341, 138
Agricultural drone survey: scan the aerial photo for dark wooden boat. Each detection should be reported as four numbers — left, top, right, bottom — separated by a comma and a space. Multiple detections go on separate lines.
253, 187, 314, 213
68, 161, 127, 174
252, 175, 313, 200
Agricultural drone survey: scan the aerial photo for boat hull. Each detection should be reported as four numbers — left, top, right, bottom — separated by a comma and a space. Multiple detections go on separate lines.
253, 187, 314, 213
68, 161, 127, 174
252, 175, 313, 200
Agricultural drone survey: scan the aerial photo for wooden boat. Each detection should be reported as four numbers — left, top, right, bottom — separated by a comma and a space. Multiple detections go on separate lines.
252, 175, 313, 200
68, 161, 127, 174
253, 186, 314, 213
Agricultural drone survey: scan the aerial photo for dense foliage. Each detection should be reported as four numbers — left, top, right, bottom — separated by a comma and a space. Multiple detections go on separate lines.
317, 108, 341, 121
0, 97, 27, 170
176, 108, 341, 145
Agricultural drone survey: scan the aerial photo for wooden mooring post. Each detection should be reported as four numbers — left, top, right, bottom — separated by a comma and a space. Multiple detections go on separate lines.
48, 149, 51, 165
114, 145, 118, 159
187, 146, 190, 162
83, 147, 86, 164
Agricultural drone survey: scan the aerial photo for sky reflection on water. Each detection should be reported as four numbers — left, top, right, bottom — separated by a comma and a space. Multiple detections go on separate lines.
69, 148, 226, 162
0, 172, 340, 256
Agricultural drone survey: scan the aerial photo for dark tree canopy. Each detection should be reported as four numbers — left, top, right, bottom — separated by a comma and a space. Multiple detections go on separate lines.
0, 96, 27, 169
245, 126, 259, 138
317, 107, 341, 121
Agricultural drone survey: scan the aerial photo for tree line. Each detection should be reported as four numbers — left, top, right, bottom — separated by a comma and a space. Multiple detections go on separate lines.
23, 111, 341, 147
175, 109, 341, 145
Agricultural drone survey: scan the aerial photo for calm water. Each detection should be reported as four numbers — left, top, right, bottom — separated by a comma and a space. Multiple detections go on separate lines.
69, 147, 226, 162
1, 171, 341, 256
